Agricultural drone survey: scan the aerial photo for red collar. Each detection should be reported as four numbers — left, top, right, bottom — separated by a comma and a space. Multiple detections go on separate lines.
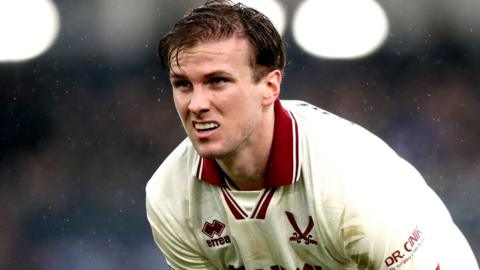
194, 99, 301, 188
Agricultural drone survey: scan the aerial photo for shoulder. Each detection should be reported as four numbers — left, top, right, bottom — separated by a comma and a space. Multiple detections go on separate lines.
281, 99, 397, 163
282, 100, 444, 215
145, 138, 201, 246
284, 99, 434, 210
145, 140, 217, 268
146, 138, 197, 216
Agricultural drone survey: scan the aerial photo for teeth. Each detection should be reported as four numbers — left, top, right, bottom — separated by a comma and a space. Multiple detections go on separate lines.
195, 122, 219, 130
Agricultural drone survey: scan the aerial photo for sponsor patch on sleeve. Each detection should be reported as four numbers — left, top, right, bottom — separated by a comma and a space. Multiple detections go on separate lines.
384, 226, 425, 269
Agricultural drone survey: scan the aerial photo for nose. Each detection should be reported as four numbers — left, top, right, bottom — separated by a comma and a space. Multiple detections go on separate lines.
188, 85, 210, 115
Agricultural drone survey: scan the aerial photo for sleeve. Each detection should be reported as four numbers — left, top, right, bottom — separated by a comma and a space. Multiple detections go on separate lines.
341, 154, 479, 270
146, 193, 218, 270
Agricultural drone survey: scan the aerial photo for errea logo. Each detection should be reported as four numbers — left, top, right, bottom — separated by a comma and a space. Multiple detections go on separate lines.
202, 219, 225, 238
202, 219, 231, 248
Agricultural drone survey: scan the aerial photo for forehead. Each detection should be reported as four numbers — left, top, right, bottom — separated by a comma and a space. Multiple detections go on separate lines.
169, 37, 253, 76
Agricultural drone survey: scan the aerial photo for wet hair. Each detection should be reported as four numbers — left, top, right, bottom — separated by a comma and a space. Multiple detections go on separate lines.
158, 0, 285, 82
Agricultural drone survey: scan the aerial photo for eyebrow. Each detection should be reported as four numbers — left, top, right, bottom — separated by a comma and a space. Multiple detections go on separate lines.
169, 70, 234, 80
169, 73, 185, 80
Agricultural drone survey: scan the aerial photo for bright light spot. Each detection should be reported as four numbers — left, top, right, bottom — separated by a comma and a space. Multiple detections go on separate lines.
293, 0, 389, 59
0, 0, 60, 62
97, 0, 159, 63
237, 0, 286, 35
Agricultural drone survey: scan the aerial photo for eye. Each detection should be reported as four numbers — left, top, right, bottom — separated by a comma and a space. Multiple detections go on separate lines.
209, 77, 228, 86
172, 80, 192, 90
208, 77, 231, 89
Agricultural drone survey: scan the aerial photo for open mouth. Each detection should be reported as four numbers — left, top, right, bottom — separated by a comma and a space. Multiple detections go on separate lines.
194, 122, 219, 132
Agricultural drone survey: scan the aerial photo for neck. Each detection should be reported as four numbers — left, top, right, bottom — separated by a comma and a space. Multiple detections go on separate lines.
216, 106, 275, 191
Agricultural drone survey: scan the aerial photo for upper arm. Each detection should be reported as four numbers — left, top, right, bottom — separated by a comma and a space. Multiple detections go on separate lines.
146, 193, 218, 270
144, 142, 217, 269
342, 156, 479, 270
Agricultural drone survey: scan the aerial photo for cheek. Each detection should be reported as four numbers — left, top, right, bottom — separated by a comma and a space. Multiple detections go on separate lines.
173, 102, 191, 132
173, 93, 188, 117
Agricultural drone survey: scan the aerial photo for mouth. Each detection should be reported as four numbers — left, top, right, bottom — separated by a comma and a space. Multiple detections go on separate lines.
193, 121, 219, 132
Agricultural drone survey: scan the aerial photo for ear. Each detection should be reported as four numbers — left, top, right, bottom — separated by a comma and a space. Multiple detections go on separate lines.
262, 69, 282, 106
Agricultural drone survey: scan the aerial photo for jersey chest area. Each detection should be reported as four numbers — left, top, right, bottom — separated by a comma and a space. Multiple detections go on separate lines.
189, 180, 350, 270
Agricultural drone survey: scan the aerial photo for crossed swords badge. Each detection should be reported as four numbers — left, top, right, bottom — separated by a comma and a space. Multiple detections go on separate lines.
286, 211, 318, 245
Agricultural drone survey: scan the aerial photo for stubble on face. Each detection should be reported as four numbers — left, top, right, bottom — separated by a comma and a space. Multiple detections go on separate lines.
170, 37, 266, 161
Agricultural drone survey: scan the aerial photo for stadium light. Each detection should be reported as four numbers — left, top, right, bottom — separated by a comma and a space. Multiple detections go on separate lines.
292, 0, 389, 59
237, 0, 286, 35
0, 0, 60, 62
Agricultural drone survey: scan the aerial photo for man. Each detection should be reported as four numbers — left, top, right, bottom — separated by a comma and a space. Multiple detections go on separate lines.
146, 0, 479, 269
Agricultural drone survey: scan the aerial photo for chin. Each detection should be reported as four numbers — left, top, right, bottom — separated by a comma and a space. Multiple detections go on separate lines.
194, 144, 229, 159
196, 149, 225, 159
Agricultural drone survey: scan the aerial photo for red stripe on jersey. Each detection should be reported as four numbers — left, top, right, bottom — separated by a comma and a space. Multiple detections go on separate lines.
196, 157, 224, 186
221, 188, 247, 219
195, 157, 203, 179
291, 112, 301, 183
250, 189, 270, 219
436, 264, 440, 270
254, 188, 276, 219
264, 99, 297, 187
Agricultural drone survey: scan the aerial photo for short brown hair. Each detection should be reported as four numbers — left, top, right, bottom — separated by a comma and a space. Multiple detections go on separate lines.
158, 0, 286, 82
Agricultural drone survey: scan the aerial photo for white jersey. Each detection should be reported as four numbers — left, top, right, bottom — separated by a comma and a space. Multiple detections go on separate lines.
146, 99, 479, 270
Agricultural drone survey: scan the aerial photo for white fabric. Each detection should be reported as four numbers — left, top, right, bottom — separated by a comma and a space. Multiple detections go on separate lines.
146, 100, 479, 270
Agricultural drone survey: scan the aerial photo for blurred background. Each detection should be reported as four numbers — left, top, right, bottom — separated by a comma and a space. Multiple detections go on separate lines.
1, 0, 479, 269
